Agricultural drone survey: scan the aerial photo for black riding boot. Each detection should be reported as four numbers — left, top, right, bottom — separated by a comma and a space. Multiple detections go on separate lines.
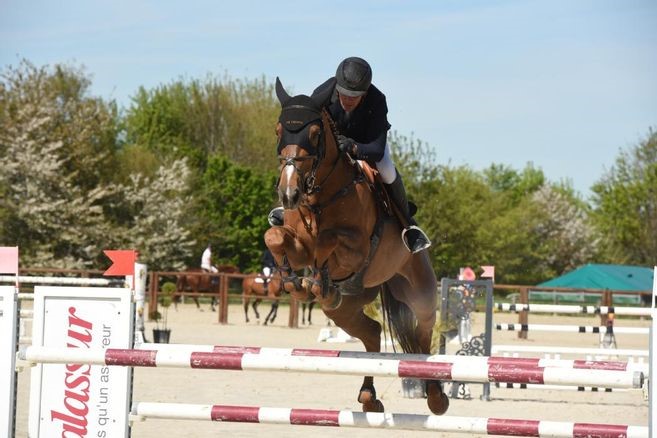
385, 172, 431, 254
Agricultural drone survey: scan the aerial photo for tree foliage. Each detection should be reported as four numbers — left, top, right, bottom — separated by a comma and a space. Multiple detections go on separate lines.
124, 74, 280, 172
195, 155, 277, 271
591, 129, 657, 265
1, 57, 653, 284
0, 67, 116, 267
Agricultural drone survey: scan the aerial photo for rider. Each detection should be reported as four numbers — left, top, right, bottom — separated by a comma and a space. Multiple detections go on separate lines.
268, 57, 431, 254
201, 243, 218, 273
261, 248, 276, 293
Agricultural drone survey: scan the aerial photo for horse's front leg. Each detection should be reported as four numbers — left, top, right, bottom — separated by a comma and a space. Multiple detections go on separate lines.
265, 226, 314, 301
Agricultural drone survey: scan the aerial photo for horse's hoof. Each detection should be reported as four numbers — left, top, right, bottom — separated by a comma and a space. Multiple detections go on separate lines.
426, 382, 449, 415
361, 399, 384, 413
357, 387, 383, 412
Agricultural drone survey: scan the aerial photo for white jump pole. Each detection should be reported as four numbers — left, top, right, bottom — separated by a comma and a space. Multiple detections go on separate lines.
18, 346, 644, 389
495, 324, 649, 335
495, 302, 653, 316
130, 402, 649, 437
492, 345, 648, 357
0, 275, 120, 286
134, 342, 647, 374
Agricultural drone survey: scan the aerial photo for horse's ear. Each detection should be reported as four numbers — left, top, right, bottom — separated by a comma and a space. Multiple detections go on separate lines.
311, 77, 336, 108
275, 77, 291, 106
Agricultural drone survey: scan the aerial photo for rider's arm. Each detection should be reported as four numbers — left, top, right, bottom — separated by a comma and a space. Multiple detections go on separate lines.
352, 131, 387, 162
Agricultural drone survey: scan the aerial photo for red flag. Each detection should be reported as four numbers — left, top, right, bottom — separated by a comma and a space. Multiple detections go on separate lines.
481, 265, 495, 280
103, 250, 136, 276
460, 266, 476, 281
0, 246, 19, 274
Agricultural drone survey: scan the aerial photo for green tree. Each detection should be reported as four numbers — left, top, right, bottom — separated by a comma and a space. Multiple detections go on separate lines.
196, 155, 277, 271
0, 60, 117, 267
124, 74, 280, 172
116, 158, 196, 270
591, 128, 657, 265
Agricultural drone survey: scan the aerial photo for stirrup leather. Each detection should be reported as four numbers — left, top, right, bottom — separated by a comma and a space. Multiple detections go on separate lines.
401, 225, 431, 254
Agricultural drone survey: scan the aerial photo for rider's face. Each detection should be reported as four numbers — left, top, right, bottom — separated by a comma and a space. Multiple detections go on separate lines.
338, 93, 364, 113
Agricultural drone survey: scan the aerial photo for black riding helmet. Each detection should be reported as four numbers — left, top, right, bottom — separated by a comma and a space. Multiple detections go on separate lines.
335, 57, 372, 97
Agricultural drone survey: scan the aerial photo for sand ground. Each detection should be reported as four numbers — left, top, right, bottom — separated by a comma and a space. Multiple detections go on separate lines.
14, 299, 651, 437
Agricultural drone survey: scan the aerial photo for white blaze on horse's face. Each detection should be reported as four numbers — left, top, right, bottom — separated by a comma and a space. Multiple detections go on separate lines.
276, 124, 321, 210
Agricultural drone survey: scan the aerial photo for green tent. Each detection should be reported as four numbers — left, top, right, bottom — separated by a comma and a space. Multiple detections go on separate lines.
531, 264, 654, 305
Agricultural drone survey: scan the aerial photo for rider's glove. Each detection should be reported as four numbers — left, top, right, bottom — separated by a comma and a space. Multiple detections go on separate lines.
336, 135, 357, 155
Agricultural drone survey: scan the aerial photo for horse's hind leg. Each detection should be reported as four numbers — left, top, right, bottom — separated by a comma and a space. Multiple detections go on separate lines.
243, 298, 250, 323
252, 299, 261, 322
264, 302, 278, 325
323, 293, 384, 413
387, 272, 449, 415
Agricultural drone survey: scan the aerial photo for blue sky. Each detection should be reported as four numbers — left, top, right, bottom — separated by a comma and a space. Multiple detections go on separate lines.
2, 0, 656, 198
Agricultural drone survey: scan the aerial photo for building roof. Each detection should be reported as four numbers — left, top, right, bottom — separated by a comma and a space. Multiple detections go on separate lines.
538, 264, 654, 291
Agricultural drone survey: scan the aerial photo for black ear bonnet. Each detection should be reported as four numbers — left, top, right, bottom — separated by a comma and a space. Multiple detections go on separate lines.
277, 95, 322, 154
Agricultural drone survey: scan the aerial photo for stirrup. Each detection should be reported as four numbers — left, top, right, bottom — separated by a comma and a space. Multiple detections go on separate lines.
268, 207, 284, 227
401, 225, 431, 254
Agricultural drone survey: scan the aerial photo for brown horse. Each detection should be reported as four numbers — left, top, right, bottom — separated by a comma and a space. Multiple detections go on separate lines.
241, 270, 284, 325
176, 265, 239, 311
264, 78, 447, 415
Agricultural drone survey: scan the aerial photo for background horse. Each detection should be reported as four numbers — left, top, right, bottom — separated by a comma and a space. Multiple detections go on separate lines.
264, 78, 447, 415
176, 265, 239, 312
241, 270, 284, 325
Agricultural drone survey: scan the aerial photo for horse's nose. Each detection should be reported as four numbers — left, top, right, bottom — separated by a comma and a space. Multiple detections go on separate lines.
279, 187, 300, 209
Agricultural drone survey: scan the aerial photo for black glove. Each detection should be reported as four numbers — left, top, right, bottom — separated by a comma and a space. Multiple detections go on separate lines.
336, 135, 356, 155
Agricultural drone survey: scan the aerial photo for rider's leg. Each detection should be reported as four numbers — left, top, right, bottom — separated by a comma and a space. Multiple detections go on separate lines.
377, 148, 430, 253
268, 206, 284, 227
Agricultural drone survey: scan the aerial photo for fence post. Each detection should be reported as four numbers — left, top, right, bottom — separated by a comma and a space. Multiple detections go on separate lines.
600, 289, 613, 326
218, 275, 229, 325
518, 287, 528, 339
148, 271, 159, 321
288, 297, 299, 328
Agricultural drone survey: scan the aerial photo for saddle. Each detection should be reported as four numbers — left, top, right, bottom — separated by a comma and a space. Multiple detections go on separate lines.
356, 160, 417, 219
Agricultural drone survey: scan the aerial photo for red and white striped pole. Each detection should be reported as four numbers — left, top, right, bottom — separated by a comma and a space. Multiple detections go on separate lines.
130, 402, 648, 437
19, 346, 644, 389
135, 343, 647, 373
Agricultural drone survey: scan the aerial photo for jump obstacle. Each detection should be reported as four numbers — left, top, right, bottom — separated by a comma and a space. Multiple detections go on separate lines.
495, 302, 653, 316
3, 257, 656, 437
18, 345, 644, 389
495, 323, 650, 335
134, 342, 649, 374
130, 401, 648, 437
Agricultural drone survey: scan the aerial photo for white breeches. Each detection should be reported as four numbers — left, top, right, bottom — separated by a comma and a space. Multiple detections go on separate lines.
376, 145, 396, 184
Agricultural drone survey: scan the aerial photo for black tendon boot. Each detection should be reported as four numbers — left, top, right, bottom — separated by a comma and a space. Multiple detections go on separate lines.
385, 172, 431, 253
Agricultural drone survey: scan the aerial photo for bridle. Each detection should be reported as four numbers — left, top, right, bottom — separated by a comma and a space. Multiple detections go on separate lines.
276, 109, 365, 233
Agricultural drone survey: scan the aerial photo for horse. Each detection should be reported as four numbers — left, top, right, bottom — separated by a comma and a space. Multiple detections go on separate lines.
301, 300, 316, 325
175, 264, 240, 312
241, 270, 284, 325
263, 78, 447, 415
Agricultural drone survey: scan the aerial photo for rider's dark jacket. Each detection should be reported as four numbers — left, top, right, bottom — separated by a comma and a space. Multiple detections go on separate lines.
313, 78, 391, 165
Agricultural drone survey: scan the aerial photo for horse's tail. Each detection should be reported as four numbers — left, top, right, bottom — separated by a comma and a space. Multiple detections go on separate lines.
380, 282, 422, 354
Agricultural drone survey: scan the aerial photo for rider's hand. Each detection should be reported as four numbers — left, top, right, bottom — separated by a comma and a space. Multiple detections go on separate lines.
336, 135, 357, 155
